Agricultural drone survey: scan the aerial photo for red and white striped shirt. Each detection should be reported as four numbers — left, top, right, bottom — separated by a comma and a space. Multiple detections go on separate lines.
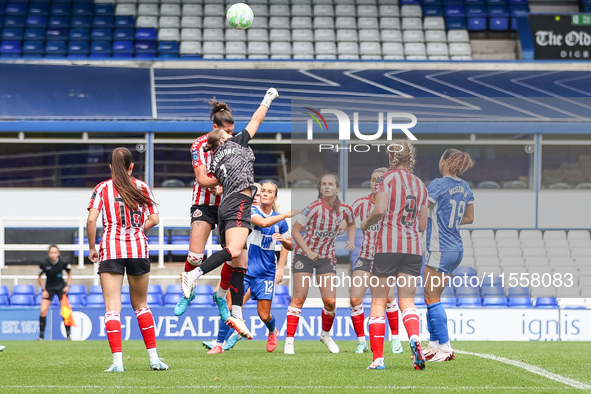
375, 169, 428, 255
353, 194, 380, 260
87, 179, 158, 262
191, 133, 222, 207
294, 199, 355, 264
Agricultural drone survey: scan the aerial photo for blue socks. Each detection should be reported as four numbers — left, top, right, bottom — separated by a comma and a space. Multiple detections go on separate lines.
265, 315, 276, 332
427, 301, 449, 344
217, 321, 231, 344
426, 309, 437, 341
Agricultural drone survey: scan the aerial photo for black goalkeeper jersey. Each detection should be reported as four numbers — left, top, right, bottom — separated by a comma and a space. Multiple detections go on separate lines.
39, 258, 71, 291
209, 129, 255, 197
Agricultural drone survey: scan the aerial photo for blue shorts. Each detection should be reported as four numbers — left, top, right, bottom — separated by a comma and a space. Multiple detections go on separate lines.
244, 275, 275, 301
424, 251, 463, 275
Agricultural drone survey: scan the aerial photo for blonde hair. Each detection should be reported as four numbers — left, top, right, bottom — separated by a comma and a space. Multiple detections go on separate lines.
203, 128, 228, 152
372, 167, 388, 177
441, 149, 474, 176
387, 140, 416, 173
261, 181, 280, 212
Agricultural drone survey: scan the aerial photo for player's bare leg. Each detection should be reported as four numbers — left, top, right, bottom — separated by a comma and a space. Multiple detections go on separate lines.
285, 272, 311, 354
350, 270, 369, 354
318, 272, 339, 353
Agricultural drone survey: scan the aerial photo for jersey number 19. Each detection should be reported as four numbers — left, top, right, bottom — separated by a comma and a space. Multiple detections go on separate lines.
448, 199, 466, 230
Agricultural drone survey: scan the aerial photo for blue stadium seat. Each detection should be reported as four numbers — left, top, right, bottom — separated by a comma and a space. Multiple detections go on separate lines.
166, 284, 182, 295
457, 296, 481, 308
30, 0, 51, 4
148, 284, 163, 295
112, 53, 133, 58
26, 15, 47, 28
415, 297, 427, 308
487, 0, 508, 4
465, 0, 486, 5
93, 16, 114, 28
28, 4, 49, 16
89, 284, 102, 294
446, 17, 467, 29
114, 15, 134, 28
441, 297, 457, 308
455, 286, 480, 297
12, 284, 35, 295
72, 3, 92, 16
86, 293, 104, 307
147, 293, 163, 306
48, 16, 69, 28
121, 293, 131, 305
507, 0, 527, 4
24, 28, 45, 40
481, 286, 505, 297
45, 40, 66, 55
50, 4, 70, 16
0, 286, 9, 296
275, 285, 289, 296
2, 28, 23, 40
67, 53, 88, 59
191, 294, 214, 306
147, 236, 160, 256
135, 28, 157, 41
113, 40, 133, 54
89, 53, 110, 59
195, 285, 213, 295
508, 297, 532, 307
91, 28, 112, 41
400, 0, 421, 4
490, 17, 509, 31
11, 294, 35, 306
468, 17, 487, 30
481, 276, 503, 287
69, 28, 89, 40
135, 40, 156, 54
170, 234, 189, 256
45, 27, 67, 40
113, 28, 133, 41
453, 266, 476, 277
445, 5, 465, 17
4, 16, 25, 28
535, 297, 559, 308
274, 295, 291, 307
483, 297, 507, 307
94, 4, 114, 16
72, 0, 93, 4
164, 293, 182, 306
70, 16, 91, 28
68, 41, 89, 55
68, 294, 86, 307
423, 5, 444, 16
68, 284, 87, 295
6, 4, 27, 15
90, 41, 111, 54
443, 0, 463, 4
122, 285, 130, 294
422, 0, 442, 5
0, 294, 10, 306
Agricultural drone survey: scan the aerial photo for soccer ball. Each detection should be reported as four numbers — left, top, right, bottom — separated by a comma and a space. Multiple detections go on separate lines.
226, 3, 254, 30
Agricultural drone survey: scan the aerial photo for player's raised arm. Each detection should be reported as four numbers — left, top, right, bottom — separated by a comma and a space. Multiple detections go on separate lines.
244, 88, 279, 138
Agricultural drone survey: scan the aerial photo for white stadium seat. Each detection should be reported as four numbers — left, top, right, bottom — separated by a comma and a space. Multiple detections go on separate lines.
313, 5, 334, 17
496, 229, 519, 240
136, 16, 158, 27
447, 29, 470, 42
401, 5, 422, 17
225, 29, 246, 41
270, 29, 290, 42
269, 17, 290, 29
180, 41, 201, 55
380, 17, 400, 30
269, 5, 290, 17
225, 41, 247, 59
138, 4, 158, 16
360, 42, 381, 59
115, 4, 136, 16
203, 28, 223, 41
568, 230, 590, 240
182, 4, 202, 16
313, 17, 334, 29
382, 42, 404, 59
358, 17, 378, 29
544, 230, 567, 240
423, 17, 445, 30
472, 238, 496, 248
248, 29, 269, 42
158, 28, 179, 41
402, 17, 422, 31
425, 30, 446, 43
496, 238, 520, 248
403, 30, 424, 43
291, 17, 312, 29
248, 41, 270, 58
336, 29, 358, 42
270, 42, 291, 59
357, 5, 378, 17
359, 29, 380, 41
293, 29, 314, 41
181, 28, 201, 41
161, 4, 181, 16
202, 41, 224, 58
381, 29, 402, 42
336, 17, 356, 29
379, 5, 399, 17
292, 41, 314, 59
314, 29, 335, 42
472, 229, 495, 239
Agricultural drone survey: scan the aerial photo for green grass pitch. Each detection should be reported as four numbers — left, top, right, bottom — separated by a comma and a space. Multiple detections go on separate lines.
0, 340, 590, 393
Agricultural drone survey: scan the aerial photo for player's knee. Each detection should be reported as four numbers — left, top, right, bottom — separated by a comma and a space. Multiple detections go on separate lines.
290, 298, 306, 308
424, 297, 440, 306
323, 298, 336, 311
259, 310, 272, 322
350, 298, 363, 307
229, 248, 243, 259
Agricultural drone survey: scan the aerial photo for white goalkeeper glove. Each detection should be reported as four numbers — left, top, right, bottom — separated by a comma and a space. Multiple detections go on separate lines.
260, 88, 279, 108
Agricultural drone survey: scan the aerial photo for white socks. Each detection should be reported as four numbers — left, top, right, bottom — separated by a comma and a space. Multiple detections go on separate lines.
188, 266, 203, 282
113, 352, 123, 365
147, 348, 158, 360
217, 287, 228, 299
232, 305, 243, 320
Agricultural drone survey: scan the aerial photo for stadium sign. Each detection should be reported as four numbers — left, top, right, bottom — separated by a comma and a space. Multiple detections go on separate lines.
529, 14, 591, 59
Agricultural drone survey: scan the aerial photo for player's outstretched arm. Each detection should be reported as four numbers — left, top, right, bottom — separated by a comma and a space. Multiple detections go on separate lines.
245, 88, 279, 138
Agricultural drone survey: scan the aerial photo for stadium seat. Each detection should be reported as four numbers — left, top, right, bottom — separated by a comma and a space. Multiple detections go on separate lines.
24, 28, 45, 40
136, 28, 157, 41
45, 27, 68, 40
93, 16, 114, 29
72, 4, 93, 17
164, 293, 182, 306
535, 297, 559, 308
113, 28, 133, 41
91, 28, 112, 41
457, 296, 481, 308
87, 293, 104, 307
508, 297, 533, 307
115, 16, 135, 28
28, 4, 49, 16
122, 285, 130, 294
70, 17, 91, 29
148, 284, 163, 295
165, 284, 182, 295
481, 286, 505, 297
455, 286, 480, 297
423, 5, 444, 16
270, 42, 291, 59
113, 40, 134, 54
182, 29, 202, 42
68, 285, 87, 295
0, 295, 10, 306
482, 297, 507, 307
10, 294, 35, 306
70, 28, 90, 41
0, 286, 9, 297
12, 284, 35, 295
121, 293, 131, 305
270, 29, 290, 42
2, 28, 23, 40
192, 294, 214, 306
90, 285, 102, 294
147, 293, 163, 306
68, 294, 87, 307
194, 285, 214, 295
446, 17, 467, 29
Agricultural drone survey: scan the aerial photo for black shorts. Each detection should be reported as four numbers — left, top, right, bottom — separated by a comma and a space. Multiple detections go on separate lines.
372, 253, 422, 277
292, 255, 336, 275
44, 286, 66, 301
353, 257, 373, 273
191, 205, 218, 226
218, 192, 253, 248
98, 258, 151, 276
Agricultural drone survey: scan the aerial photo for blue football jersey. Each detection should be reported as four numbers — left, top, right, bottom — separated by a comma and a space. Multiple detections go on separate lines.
426, 176, 474, 252
247, 206, 290, 278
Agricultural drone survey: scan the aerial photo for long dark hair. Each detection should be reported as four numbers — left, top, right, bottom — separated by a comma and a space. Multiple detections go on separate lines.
317, 173, 341, 212
207, 98, 234, 127
110, 147, 154, 210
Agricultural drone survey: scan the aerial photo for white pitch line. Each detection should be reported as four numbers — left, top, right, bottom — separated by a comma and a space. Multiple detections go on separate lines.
0, 386, 576, 391
455, 350, 591, 390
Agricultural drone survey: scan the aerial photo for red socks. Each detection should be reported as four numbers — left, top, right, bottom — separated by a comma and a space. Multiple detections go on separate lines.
386, 302, 399, 335
402, 307, 420, 339
369, 316, 386, 360
184, 251, 204, 272
350, 305, 365, 339
136, 307, 156, 349
220, 262, 233, 291
105, 312, 122, 353
321, 307, 336, 333
286, 306, 301, 338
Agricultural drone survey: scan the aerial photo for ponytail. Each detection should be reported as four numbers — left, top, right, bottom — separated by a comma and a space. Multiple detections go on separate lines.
387, 140, 416, 173
317, 174, 341, 212
110, 147, 154, 210
441, 149, 474, 176
207, 98, 235, 127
